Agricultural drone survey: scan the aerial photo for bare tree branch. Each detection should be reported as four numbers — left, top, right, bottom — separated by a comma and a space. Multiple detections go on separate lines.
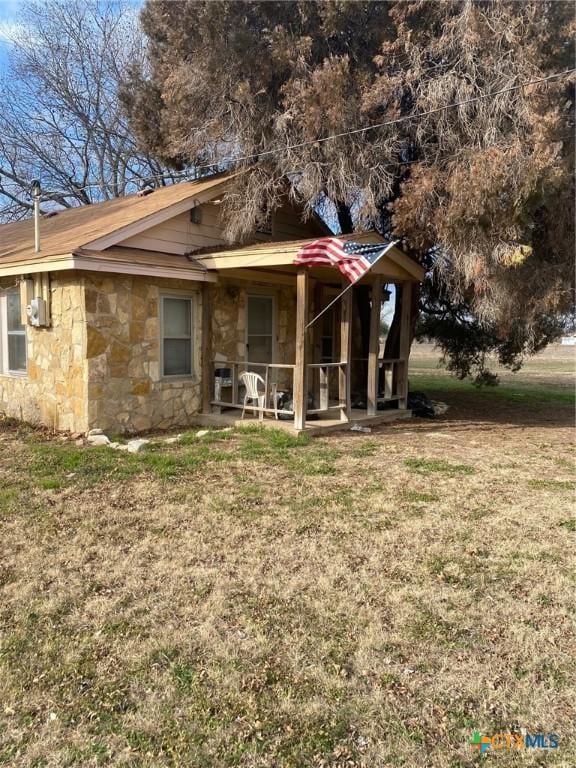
0, 0, 181, 222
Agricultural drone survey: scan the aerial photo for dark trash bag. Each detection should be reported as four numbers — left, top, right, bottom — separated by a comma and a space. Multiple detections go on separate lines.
277, 391, 318, 420
407, 391, 436, 418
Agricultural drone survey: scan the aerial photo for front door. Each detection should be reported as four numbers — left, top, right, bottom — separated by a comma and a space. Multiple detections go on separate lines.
246, 295, 275, 366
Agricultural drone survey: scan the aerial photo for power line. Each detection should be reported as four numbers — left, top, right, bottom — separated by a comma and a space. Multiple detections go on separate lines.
272, 68, 575, 149
2, 67, 574, 200
3, 129, 573, 199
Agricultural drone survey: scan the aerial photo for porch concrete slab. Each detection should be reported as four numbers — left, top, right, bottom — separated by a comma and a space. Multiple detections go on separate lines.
193, 408, 412, 436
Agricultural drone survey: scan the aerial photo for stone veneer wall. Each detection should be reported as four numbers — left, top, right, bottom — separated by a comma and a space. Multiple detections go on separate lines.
0, 272, 302, 435
0, 274, 88, 432
84, 274, 203, 433
210, 281, 297, 391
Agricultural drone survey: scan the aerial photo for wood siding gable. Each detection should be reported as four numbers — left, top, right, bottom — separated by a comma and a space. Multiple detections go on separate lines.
116, 199, 328, 256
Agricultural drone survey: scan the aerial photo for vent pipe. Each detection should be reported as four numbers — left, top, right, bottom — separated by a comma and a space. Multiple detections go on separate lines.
31, 179, 41, 253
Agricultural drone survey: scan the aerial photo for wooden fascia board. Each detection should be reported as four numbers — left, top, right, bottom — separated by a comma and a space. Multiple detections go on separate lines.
0, 253, 217, 282
213, 263, 410, 284
199, 252, 415, 280
83, 181, 230, 251
385, 247, 425, 281
196, 232, 425, 281
218, 268, 299, 286
199, 251, 299, 270
197, 231, 387, 269
0, 256, 76, 277
368, 260, 414, 281
72, 255, 217, 282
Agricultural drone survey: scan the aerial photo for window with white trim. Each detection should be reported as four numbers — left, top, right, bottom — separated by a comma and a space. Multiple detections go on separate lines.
0, 290, 27, 375
161, 296, 193, 376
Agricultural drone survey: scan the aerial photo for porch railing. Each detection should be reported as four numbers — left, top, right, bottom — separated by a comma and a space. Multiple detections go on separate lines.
378, 358, 408, 402
210, 357, 406, 421
306, 362, 348, 415
316, 357, 408, 404
211, 360, 296, 417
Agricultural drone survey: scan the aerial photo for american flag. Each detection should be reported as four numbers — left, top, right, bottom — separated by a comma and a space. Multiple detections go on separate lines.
293, 237, 393, 283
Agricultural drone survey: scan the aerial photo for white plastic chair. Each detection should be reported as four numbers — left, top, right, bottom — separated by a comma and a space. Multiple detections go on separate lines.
240, 371, 266, 421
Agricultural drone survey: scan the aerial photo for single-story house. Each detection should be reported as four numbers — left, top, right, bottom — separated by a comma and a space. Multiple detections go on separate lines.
0, 171, 424, 435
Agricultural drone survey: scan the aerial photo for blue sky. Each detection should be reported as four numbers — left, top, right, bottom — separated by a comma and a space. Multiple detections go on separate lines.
0, 0, 144, 70
0, 0, 21, 25
0, 0, 23, 69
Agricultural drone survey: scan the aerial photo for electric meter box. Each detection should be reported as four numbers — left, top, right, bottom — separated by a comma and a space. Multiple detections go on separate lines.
26, 297, 47, 327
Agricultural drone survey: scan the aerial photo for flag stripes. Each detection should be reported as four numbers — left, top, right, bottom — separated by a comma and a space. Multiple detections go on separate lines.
293, 237, 393, 283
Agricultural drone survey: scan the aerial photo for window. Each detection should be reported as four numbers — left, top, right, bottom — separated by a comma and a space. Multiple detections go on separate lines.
161, 296, 193, 376
0, 290, 27, 374
246, 295, 274, 365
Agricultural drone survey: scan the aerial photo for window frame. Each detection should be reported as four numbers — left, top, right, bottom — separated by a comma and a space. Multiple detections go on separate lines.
159, 293, 195, 379
0, 289, 27, 377
245, 293, 277, 366
320, 305, 337, 363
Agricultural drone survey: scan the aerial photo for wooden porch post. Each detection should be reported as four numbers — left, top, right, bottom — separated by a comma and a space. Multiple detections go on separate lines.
312, 282, 327, 411
294, 268, 309, 430
339, 282, 352, 421
201, 282, 213, 413
367, 276, 382, 416
312, 282, 324, 363
398, 281, 413, 409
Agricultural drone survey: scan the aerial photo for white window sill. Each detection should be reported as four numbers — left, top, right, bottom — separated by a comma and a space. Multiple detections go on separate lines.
160, 374, 197, 383
0, 371, 27, 379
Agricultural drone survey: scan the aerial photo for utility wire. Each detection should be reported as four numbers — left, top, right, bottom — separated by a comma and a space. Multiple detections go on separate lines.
2, 67, 574, 199
2, 129, 571, 199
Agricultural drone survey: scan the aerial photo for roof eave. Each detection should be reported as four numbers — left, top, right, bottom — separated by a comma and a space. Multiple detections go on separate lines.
195, 232, 425, 281
0, 251, 217, 282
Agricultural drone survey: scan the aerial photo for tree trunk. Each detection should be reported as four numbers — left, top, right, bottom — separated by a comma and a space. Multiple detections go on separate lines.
381, 283, 420, 393
383, 286, 402, 361
354, 284, 371, 394
335, 201, 372, 398
336, 201, 353, 235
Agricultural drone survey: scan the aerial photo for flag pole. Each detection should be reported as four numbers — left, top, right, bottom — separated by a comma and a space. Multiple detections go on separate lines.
304, 241, 398, 330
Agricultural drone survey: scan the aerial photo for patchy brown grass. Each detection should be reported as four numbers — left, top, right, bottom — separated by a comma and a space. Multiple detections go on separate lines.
0, 354, 574, 767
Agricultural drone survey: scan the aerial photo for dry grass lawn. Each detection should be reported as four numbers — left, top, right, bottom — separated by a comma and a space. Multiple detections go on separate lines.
0, 346, 574, 767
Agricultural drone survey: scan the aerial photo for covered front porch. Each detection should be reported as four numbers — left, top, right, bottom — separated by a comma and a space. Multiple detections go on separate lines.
194, 405, 412, 436
198, 233, 424, 434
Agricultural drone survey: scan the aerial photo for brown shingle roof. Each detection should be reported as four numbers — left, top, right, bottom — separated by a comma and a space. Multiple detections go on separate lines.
0, 172, 234, 266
